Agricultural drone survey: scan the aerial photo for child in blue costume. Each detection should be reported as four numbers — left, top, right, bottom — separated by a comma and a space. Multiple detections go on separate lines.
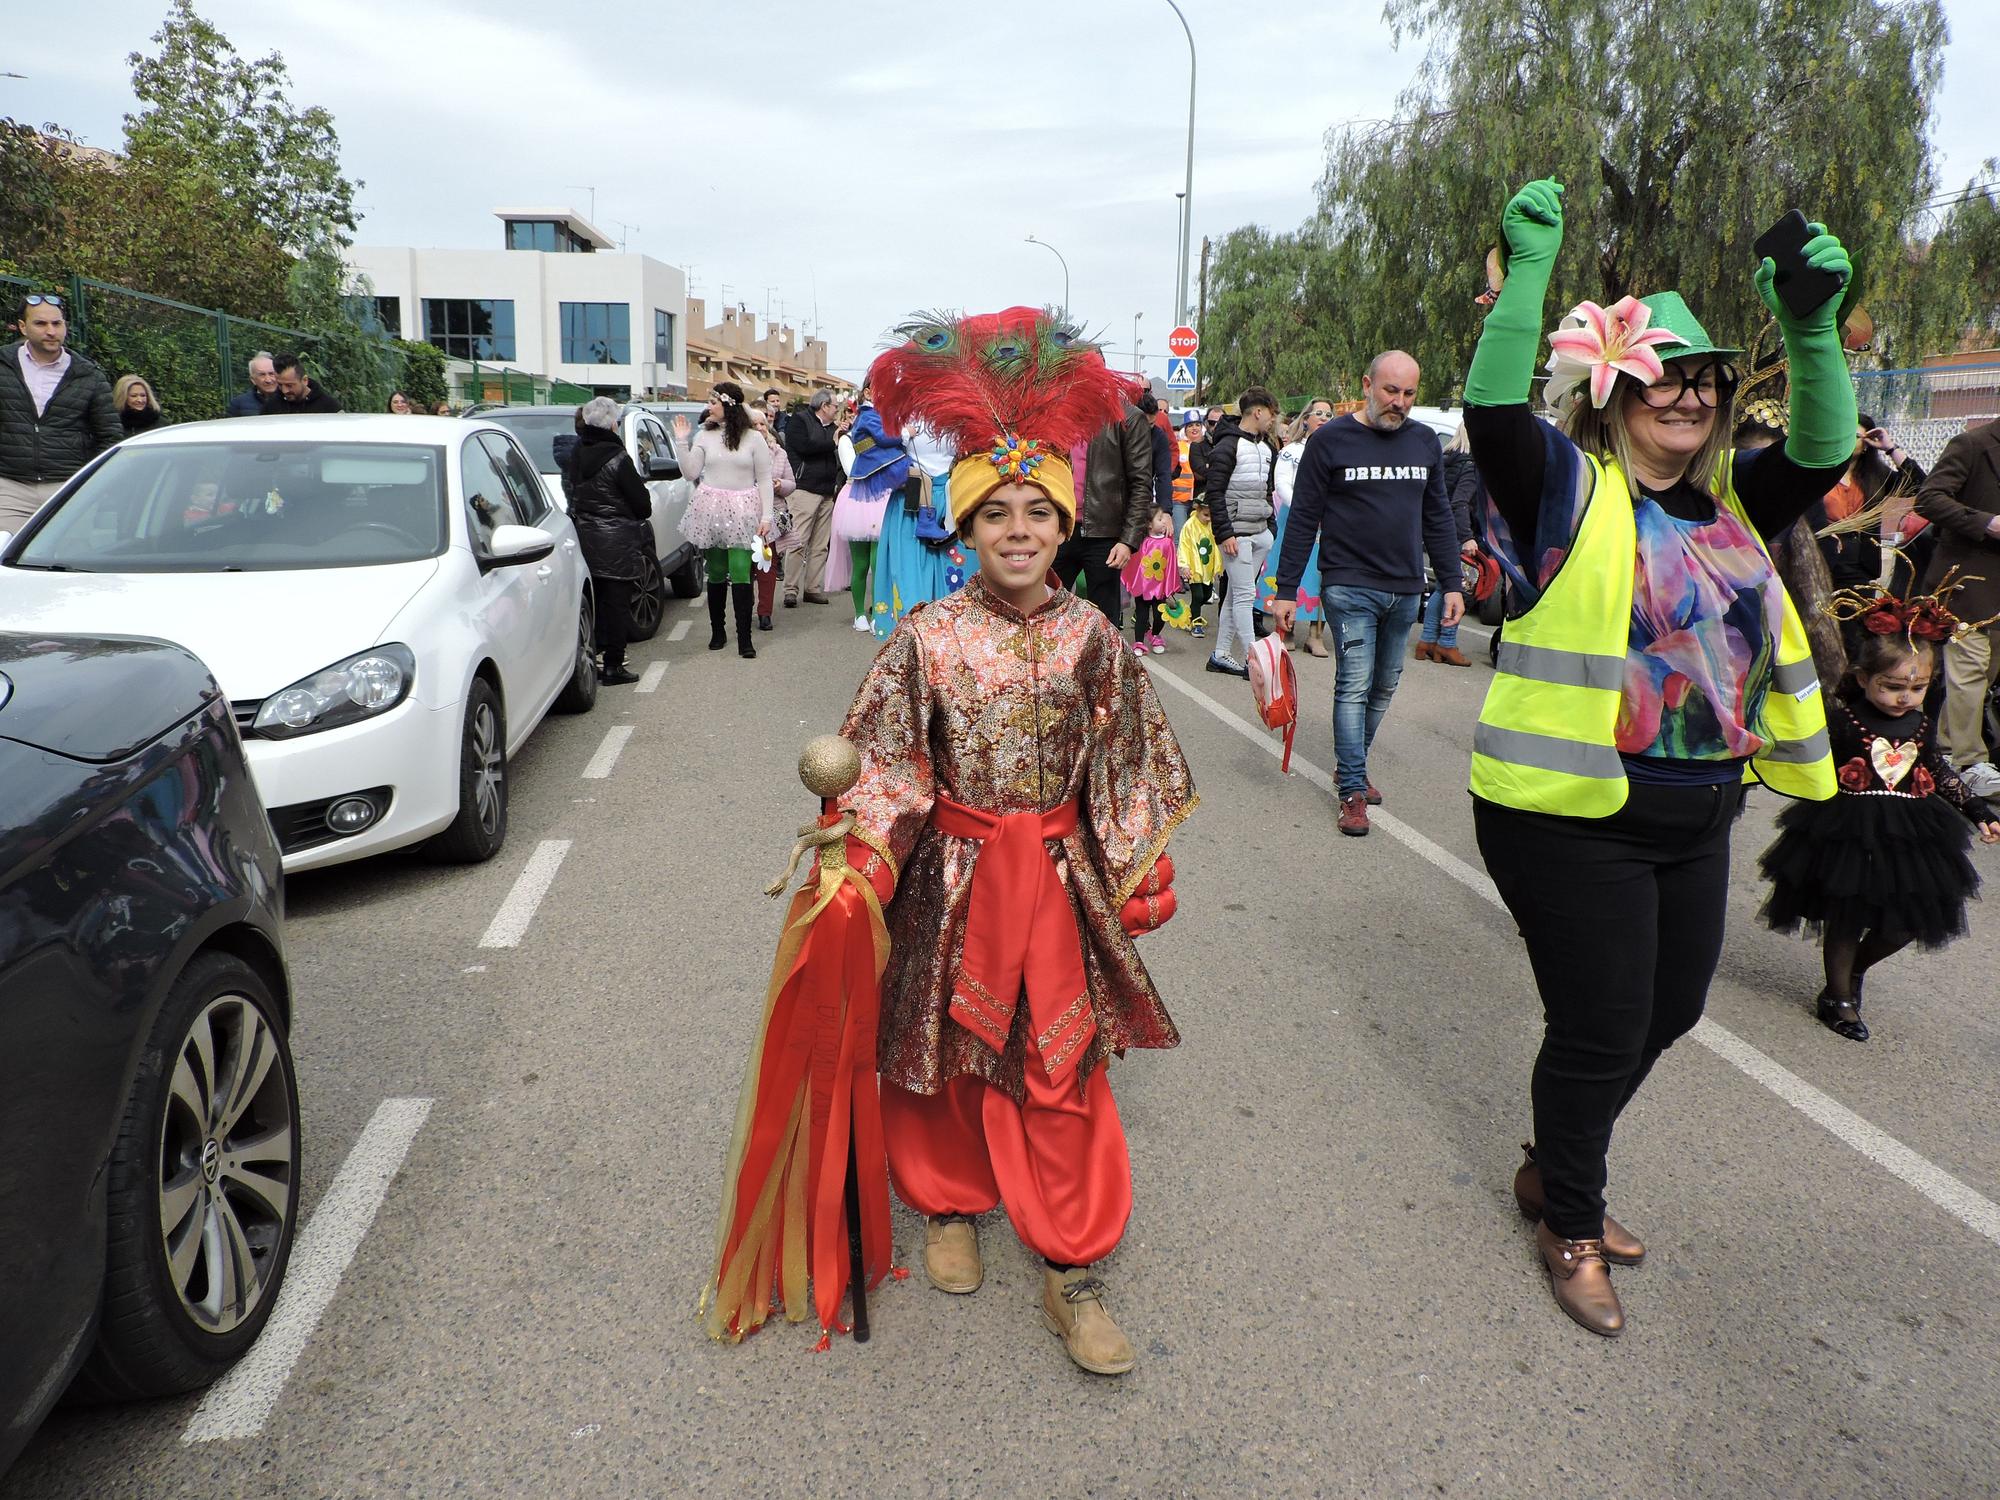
870, 425, 980, 639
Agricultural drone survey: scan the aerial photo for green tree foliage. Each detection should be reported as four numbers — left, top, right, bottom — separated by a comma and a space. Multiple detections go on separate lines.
1870, 165, 2000, 364
0, 121, 67, 273
286, 250, 398, 413
1207, 0, 1946, 398
124, 0, 361, 255
1199, 226, 1358, 408
393, 339, 450, 410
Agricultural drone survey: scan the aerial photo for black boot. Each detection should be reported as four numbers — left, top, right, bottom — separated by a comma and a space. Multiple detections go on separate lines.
707, 581, 727, 650
600, 644, 639, 686
731, 581, 757, 659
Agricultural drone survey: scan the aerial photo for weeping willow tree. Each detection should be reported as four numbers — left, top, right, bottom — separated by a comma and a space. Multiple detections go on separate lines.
1205, 0, 1948, 398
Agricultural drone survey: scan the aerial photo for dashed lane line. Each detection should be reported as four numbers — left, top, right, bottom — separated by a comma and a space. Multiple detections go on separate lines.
668, 620, 692, 643
183, 1097, 434, 1443
580, 724, 634, 780
477, 838, 571, 948
635, 661, 667, 693
1147, 658, 2000, 1251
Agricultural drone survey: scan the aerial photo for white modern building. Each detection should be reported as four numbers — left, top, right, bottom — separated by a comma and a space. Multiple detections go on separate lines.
346, 209, 689, 397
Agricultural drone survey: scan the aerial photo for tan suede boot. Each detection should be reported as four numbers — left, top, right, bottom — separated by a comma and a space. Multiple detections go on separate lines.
923, 1216, 982, 1294
1041, 1268, 1137, 1375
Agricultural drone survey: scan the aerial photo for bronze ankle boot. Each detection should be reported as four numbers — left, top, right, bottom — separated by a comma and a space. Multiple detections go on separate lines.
1512, 1143, 1645, 1264
1535, 1222, 1625, 1337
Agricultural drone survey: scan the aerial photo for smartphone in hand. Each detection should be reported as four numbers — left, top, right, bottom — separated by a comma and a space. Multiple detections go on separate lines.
1754, 209, 1845, 321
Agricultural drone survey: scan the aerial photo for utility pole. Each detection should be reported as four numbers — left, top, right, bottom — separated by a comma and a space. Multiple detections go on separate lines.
1196, 235, 1211, 402
1165, 1, 1196, 328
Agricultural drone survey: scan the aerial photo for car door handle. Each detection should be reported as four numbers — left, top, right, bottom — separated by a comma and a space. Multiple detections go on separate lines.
536, 565, 554, 580
563, 538, 577, 552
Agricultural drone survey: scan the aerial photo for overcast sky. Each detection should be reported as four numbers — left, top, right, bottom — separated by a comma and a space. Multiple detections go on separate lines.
10, 1, 1997, 383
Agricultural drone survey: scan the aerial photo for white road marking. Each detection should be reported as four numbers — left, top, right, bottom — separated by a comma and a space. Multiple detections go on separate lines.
581, 725, 634, 780
668, 620, 692, 642
477, 839, 571, 948
1149, 660, 2000, 1251
183, 1097, 434, 1443
635, 661, 668, 693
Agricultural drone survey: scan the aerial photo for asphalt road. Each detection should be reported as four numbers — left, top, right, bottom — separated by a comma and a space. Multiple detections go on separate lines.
11, 598, 2000, 1500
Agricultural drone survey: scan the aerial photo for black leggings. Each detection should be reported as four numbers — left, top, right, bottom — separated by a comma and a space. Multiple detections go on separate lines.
595, 577, 634, 652
1474, 781, 1741, 1239
1133, 599, 1161, 641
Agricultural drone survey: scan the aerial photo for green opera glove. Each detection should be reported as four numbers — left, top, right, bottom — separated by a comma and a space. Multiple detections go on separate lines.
1465, 179, 1565, 407
1758, 223, 1856, 469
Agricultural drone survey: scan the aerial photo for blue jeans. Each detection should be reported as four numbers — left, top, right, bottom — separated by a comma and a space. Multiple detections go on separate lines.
1322, 586, 1422, 796
1419, 586, 1459, 648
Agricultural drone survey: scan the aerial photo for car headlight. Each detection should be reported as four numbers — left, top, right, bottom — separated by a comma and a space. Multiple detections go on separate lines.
252, 644, 416, 739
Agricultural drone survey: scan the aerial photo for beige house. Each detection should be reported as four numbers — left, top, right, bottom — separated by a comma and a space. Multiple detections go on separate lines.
684, 298, 854, 405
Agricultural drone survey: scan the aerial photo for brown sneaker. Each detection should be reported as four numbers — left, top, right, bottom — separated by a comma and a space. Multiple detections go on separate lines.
1413, 641, 1436, 661
1511, 1143, 1644, 1264
1536, 1222, 1624, 1336
1338, 793, 1370, 836
1364, 783, 1383, 806
923, 1216, 983, 1294
1041, 1268, 1136, 1375
1432, 645, 1472, 666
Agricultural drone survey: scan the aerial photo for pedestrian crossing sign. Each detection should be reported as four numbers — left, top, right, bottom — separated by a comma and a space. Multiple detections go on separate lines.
1166, 357, 1197, 391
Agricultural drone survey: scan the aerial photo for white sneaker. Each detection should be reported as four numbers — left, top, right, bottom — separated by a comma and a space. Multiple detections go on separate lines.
1958, 761, 2000, 798
853, 614, 872, 633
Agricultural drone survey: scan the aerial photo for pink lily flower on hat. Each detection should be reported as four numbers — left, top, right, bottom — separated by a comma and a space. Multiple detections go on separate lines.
1546, 296, 1682, 409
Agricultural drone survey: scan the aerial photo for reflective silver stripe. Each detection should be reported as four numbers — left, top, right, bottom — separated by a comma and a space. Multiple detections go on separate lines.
1770, 657, 1820, 696
1495, 640, 1626, 692
1758, 729, 1831, 765
1473, 723, 1626, 778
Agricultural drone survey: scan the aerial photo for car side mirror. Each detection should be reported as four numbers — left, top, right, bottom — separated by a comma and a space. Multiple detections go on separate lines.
480, 523, 556, 571
648, 455, 681, 481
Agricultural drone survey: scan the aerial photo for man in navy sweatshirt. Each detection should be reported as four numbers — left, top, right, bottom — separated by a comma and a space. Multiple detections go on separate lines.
1272, 350, 1463, 836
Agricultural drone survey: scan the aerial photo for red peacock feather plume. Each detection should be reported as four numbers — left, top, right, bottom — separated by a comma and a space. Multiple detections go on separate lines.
870, 307, 1135, 463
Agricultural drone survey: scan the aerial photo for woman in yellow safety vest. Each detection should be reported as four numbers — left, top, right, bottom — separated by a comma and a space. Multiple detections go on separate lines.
1461, 178, 1851, 1338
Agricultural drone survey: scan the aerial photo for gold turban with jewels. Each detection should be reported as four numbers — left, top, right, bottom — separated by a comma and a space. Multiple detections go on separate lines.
871, 306, 1132, 529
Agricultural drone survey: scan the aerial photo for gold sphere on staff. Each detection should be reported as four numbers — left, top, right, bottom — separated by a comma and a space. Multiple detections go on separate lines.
799, 734, 862, 800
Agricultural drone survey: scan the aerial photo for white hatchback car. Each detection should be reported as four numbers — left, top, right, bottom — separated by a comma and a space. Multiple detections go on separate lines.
0, 414, 599, 871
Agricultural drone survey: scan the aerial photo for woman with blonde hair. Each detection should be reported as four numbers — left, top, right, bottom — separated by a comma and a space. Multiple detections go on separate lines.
113, 374, 164, 437
1463, 177, 1854, 1337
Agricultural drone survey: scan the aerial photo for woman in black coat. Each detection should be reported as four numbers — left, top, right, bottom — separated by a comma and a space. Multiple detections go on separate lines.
569, 397, 652, 685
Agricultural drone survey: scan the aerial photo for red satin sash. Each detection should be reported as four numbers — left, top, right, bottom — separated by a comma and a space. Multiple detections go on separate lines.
931, 794, 1096, 1086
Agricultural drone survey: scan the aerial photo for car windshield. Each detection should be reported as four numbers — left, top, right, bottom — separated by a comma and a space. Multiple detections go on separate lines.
480, 409, 583, 474
12, 442, 448, 573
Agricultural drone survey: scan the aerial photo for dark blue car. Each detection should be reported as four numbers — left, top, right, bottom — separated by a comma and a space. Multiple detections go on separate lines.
0, 632, 300, 1474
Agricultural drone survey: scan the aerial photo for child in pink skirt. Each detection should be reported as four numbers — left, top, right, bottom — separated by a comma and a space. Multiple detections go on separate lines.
1120, 508, 1182, 657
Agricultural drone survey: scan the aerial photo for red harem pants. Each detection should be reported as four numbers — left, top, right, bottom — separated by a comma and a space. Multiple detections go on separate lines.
881, 1061, 1131, 1267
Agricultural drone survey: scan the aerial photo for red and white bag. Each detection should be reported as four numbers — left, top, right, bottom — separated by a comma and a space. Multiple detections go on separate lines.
1246, 632, 1299, 774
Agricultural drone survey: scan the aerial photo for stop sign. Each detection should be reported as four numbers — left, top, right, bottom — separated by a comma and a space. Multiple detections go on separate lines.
1167, 325, 1199, 358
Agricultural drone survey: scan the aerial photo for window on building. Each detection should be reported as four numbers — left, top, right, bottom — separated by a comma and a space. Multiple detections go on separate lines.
370, 296, 402, 337
505, 219, 593, 253
561, 302, 631, 365
423, 299, 516, 361
654, 309, 676, 364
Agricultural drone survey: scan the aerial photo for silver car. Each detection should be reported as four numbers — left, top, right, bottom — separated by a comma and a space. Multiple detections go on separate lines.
476, 404, 700, 641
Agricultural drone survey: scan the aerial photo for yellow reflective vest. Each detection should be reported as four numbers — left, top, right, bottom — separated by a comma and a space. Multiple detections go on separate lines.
1470, 451, 1834, 817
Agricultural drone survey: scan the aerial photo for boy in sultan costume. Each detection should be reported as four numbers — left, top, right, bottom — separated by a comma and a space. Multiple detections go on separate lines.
705, 308, 1195, 1375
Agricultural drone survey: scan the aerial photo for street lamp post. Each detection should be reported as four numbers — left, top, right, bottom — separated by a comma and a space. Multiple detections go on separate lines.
1134, 311, 1143, 377
1025, 234, 1070, 312
1164, 1, 1196, 324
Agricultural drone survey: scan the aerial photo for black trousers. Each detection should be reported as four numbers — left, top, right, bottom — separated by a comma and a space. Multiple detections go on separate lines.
595, 577, 634, 653
1054, 533, 1124, 628
1473, 781, 1740, 1239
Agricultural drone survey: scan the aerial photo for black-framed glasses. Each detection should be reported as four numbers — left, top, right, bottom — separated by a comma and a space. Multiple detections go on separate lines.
1632, 360, 1740, 409
22, 293, 64, 309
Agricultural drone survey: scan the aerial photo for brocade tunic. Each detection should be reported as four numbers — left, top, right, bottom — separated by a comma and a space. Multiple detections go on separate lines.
840, 575, 1197, 1101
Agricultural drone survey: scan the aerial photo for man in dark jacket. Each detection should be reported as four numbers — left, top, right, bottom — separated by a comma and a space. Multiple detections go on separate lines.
781, 389, 843, 606
569, 397, 653, 683
260, 352, 342, 414
1916, 417, 2000, 793
0, 294, 123, 535
1055, 398, 1152, 626
227, 351, 278, 416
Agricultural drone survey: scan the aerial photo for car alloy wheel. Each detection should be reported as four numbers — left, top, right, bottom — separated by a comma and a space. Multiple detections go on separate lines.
629, 553, 664, 640
159, 991, 297, 1335
471, 696, 504, 837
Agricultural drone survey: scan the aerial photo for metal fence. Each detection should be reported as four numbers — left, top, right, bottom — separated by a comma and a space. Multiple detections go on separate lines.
2, 272, 320, 423
1850, 361, 2000, 470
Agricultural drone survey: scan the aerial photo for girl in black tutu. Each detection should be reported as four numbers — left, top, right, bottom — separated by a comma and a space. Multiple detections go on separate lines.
1759, 589, 2000, 1040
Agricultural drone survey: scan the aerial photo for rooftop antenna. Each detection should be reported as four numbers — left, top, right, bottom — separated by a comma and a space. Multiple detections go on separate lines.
564, 184, 597, 223
611, 219, 640, 253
